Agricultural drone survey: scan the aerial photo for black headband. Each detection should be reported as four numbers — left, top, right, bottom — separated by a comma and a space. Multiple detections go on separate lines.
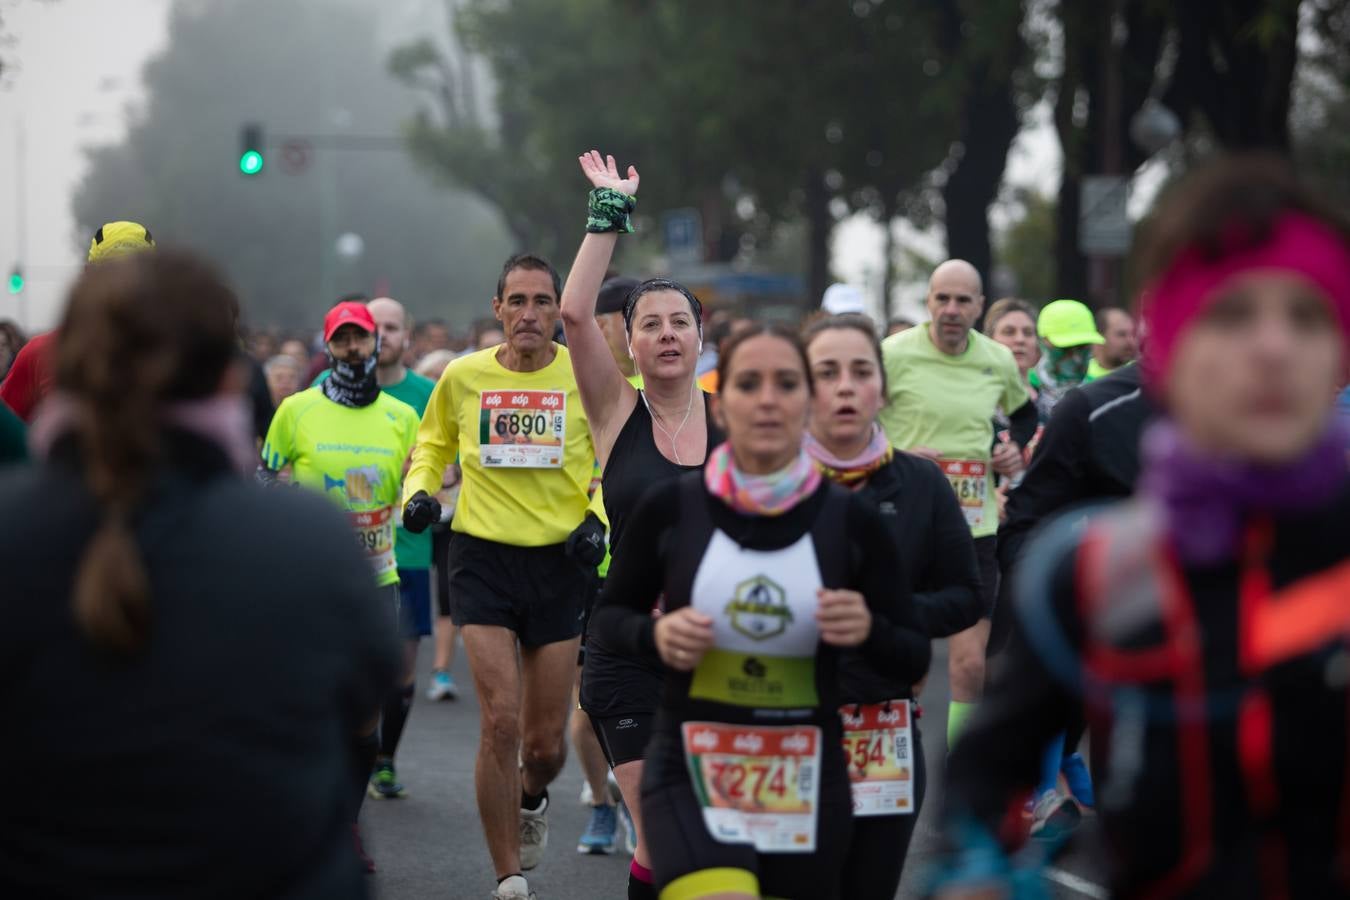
622, 278, 704, 335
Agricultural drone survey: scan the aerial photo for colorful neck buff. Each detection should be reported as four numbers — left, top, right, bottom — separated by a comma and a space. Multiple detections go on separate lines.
1140, 212, 1350, 390
1140, 418, 1350, 565
803, 424, 893, 489
322, 340, 380, 408
704, 442, 822, 516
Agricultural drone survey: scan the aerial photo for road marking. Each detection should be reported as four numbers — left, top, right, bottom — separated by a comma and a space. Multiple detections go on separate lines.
1044, 866, 1109, 899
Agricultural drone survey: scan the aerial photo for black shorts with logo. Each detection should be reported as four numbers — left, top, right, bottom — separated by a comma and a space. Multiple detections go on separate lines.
446, 531, 587, 648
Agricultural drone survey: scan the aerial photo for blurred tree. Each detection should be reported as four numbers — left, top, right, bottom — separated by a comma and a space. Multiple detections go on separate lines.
1294, 0, 1350, 208
933, 0, 1032, 298
996, 188, 1057, 303
71, 0, 511, 330
1050, 0, 1304, 302
391, 1, 965, 308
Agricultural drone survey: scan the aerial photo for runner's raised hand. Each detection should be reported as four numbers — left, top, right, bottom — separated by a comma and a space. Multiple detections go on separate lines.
579, 149, 640, 196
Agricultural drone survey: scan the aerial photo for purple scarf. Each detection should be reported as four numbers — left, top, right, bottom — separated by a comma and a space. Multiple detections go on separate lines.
1140, 418, 1350, 565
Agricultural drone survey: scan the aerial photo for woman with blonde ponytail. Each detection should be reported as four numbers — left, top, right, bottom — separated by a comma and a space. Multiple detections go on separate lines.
1, 250, 400, 898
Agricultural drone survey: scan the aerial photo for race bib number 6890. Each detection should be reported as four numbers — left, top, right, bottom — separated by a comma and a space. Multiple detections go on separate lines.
478, 390, 566, 468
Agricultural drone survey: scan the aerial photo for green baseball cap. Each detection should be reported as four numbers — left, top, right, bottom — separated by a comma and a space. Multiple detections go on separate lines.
1038, 299, 1104, 348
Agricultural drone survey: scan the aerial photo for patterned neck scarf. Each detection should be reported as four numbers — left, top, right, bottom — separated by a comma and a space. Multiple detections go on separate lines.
804, 424, 893, 489
704, 442, 822, 516
321, 338, 381, 408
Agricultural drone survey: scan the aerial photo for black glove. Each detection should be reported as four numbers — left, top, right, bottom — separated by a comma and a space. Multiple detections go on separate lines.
564, 512, 607, 569
402, 490, 442, 534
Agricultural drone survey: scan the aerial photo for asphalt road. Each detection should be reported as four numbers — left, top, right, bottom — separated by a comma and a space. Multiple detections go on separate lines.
362, 641, 1109, 900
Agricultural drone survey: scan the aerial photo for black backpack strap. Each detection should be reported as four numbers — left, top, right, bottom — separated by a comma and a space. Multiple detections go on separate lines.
663, 472, 716, 608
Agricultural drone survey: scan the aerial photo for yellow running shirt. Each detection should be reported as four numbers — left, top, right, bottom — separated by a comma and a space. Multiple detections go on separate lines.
261, 387, 420, 587
404, 344, 594, 547
877, 323, 1028, 539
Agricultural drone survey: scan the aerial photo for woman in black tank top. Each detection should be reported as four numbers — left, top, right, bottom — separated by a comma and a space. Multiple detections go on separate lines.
559, 151, 719, 898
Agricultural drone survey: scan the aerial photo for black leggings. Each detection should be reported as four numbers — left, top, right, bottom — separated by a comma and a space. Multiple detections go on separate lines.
839, 725, 928, 899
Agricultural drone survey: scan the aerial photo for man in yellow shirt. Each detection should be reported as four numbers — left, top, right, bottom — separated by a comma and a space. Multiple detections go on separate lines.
402, 254, 604, 900
878, 259, 1038, 754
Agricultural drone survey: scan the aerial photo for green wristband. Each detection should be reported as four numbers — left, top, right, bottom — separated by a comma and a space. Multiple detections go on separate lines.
586, 187, 637, 234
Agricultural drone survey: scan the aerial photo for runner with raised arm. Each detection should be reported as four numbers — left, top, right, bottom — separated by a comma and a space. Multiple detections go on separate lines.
559, 151, 724, 900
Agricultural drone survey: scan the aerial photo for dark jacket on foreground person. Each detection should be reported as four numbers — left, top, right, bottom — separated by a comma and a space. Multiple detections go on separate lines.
839, 450, 981, 703
998, 362, 1154, 570
945, 484, 1350, 899
0, 431, 399, 900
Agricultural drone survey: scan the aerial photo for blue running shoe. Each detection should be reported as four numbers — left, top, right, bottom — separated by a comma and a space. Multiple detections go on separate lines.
1061, 752, 1095, 809
576, 804, 618, 855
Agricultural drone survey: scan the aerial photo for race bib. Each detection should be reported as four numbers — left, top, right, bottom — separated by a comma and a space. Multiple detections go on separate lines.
681, 721, 822, 853
350, 505, 395, 579
940, 458, 987, 529
839, 701, 914, 817
478, 390, 566, 468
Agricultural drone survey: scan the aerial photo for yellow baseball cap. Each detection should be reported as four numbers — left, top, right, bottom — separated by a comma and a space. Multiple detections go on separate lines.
1037, 299, 1104, 348
88, 221, 156, 263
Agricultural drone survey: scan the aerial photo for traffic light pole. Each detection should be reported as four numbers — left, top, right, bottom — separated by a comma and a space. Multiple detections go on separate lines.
12, 116, 27, 327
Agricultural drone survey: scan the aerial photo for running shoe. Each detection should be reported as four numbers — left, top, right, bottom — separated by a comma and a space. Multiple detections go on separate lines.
1061, 752, 1095, 809
367, 760, 407, 800
579, 781, 594, 806
577, 804, 618, 854
617, 798, 637, 856
492, 874, 537, 899
427, 669, 459, 701
519, 795, 549, 870
1029, 789, 1081, 842
351, 824, 375, 873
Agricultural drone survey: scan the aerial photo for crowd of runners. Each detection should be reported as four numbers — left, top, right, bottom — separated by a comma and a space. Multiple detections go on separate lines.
3, 150, 1350, 900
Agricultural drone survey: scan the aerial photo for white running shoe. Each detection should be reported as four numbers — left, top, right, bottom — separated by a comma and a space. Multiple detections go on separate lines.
519, 796, 549, 870
492, 874, 537, 899
579, 782, 594, 806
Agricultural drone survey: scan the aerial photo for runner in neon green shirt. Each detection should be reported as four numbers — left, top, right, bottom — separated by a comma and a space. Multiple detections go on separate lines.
257, 299, 419, 872
310, 297, 442, 800
878, 259, 1038, 751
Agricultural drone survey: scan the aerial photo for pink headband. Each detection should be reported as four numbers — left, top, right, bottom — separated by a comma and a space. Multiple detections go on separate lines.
1140, 211, 1350, 388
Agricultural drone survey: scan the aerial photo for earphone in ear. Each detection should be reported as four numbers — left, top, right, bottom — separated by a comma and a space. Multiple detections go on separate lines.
697, 337, 704, 355
627, 342, 635, 359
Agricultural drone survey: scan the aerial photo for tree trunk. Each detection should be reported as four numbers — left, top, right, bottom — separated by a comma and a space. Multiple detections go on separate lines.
804, 165, 832, 311
941, 71, 1022, 296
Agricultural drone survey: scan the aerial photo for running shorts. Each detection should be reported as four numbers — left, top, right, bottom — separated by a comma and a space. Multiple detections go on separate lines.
641, 732, 853, 900
445, 531, 587, 648
397, 568, 433, 639
588, 711, 655, 768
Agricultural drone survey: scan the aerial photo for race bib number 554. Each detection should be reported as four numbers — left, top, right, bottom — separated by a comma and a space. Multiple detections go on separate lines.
681, 721, 821, 853
478, 390, 566, 468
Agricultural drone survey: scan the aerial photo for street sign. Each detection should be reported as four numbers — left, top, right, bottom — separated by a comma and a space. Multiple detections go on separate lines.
1079, 175, 1131, 257
663, 208, 703, 264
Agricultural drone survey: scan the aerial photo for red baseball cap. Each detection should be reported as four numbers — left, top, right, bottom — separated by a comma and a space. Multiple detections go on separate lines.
323, 301, 377, 342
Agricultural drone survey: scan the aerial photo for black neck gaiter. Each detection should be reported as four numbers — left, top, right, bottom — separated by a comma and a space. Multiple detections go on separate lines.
321, 340, 381, 408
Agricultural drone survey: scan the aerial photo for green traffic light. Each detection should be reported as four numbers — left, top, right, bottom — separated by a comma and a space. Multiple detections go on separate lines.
239, 150, 264, 175
7, 272, 22, 294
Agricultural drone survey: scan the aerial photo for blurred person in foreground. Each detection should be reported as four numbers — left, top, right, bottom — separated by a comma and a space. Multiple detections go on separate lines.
0, 250, 399, 898
935, 154, 1350, 899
